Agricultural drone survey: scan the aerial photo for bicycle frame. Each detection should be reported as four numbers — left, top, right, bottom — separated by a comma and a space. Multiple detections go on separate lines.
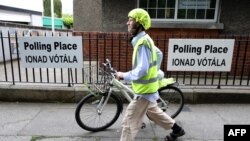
96, 59, 170, 115
99, 76, 168, 114
111, 78, 133, 102
75, 59, 184, 132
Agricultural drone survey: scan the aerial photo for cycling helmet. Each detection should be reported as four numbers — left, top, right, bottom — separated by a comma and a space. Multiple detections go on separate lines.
128, 8, 151, 30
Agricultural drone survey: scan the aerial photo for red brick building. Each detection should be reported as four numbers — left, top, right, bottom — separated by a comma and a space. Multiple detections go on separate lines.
73, 0, 250, 85
74, 0, 250, 34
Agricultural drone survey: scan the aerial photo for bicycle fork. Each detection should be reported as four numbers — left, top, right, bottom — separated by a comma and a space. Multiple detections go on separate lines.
96, 89, 113, 115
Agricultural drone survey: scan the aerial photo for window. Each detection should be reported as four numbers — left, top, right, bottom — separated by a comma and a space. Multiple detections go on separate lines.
138, 0, 219, 22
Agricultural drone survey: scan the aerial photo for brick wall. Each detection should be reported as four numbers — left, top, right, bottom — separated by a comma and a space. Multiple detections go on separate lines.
74, 32, 133, 71
74, 31, 250, 78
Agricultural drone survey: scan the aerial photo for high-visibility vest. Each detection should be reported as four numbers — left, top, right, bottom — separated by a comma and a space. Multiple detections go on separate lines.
132, 34, 159, 94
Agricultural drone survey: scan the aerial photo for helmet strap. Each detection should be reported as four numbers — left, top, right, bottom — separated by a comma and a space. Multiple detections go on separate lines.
131, 24, 143, 37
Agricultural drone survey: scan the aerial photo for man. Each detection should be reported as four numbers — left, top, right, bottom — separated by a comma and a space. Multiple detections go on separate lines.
116, 8, 185, 141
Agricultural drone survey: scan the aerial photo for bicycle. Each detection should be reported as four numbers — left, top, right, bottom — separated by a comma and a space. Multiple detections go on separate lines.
75, 59, 184, 132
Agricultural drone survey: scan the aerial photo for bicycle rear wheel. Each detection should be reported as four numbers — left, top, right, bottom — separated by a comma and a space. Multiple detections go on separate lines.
75, 92, 122, 132
158, 84, 184, 118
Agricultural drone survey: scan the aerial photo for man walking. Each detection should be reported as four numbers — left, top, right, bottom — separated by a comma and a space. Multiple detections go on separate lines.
116, 8, 185, 141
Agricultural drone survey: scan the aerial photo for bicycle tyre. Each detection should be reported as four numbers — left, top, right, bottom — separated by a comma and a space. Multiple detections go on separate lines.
75, 92, 122, 132
158, 84, 184, 118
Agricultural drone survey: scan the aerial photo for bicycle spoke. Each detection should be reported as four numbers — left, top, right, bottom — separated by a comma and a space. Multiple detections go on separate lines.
158, 85, 184, 118
75, 93, 122, 131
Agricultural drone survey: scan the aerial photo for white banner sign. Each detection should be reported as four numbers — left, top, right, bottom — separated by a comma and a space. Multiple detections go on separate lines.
167, 39, 235, 72
19, 36, 83, 68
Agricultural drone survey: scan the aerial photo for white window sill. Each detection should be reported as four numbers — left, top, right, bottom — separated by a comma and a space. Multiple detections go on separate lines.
151, 22, 224, 29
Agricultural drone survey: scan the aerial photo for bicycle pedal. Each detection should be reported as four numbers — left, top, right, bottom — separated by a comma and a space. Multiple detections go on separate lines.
160, 107, 167, 111
141, 122, 146, 129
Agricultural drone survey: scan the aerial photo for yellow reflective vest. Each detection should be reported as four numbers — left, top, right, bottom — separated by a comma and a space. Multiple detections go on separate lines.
132, 34, 159, 94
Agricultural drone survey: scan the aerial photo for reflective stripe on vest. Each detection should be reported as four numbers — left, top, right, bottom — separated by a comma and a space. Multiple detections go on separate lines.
133, 77, 158, 84
132, 34, 159, 94
133, 60, 157, 70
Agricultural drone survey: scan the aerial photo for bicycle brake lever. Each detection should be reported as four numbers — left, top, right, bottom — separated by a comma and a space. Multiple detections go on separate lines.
102, 63, 107, 67
106, 59, 111, 63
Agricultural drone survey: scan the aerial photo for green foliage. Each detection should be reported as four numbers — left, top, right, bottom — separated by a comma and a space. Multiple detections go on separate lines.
43, 0, 62, 18
62, 14, 73, 29
43, 0, 51, 16
54, 0, 62, 18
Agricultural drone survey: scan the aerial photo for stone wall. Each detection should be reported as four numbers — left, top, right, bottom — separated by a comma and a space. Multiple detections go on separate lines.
220, 0, 250, 34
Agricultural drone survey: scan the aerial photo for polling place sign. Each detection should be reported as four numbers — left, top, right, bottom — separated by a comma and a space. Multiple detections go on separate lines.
167, 39, 235, 71
19, 36, 83, 68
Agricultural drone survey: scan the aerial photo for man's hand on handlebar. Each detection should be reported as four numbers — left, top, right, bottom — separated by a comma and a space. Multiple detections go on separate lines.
116, 72, 124, 80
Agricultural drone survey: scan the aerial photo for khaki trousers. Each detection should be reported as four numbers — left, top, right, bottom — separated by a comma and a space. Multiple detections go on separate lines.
120, 97, 175, 141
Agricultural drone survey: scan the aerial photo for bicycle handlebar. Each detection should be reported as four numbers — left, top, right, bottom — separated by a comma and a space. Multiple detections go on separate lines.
102, 59, 117, 77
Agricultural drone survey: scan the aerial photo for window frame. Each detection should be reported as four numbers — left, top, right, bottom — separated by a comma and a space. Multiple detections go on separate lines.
137, 0, 220, 23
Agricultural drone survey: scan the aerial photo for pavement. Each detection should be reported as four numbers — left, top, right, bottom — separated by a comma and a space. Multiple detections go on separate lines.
1, 59, 250, 140
1, 102, 250, 141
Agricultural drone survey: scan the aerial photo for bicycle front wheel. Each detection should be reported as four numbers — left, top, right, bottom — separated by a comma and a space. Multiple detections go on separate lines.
75, 92, 122, 132
158, 85, 184, 118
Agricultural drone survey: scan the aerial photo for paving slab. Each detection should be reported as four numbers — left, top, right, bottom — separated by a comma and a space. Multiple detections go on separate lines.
0, 102, 250, 141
